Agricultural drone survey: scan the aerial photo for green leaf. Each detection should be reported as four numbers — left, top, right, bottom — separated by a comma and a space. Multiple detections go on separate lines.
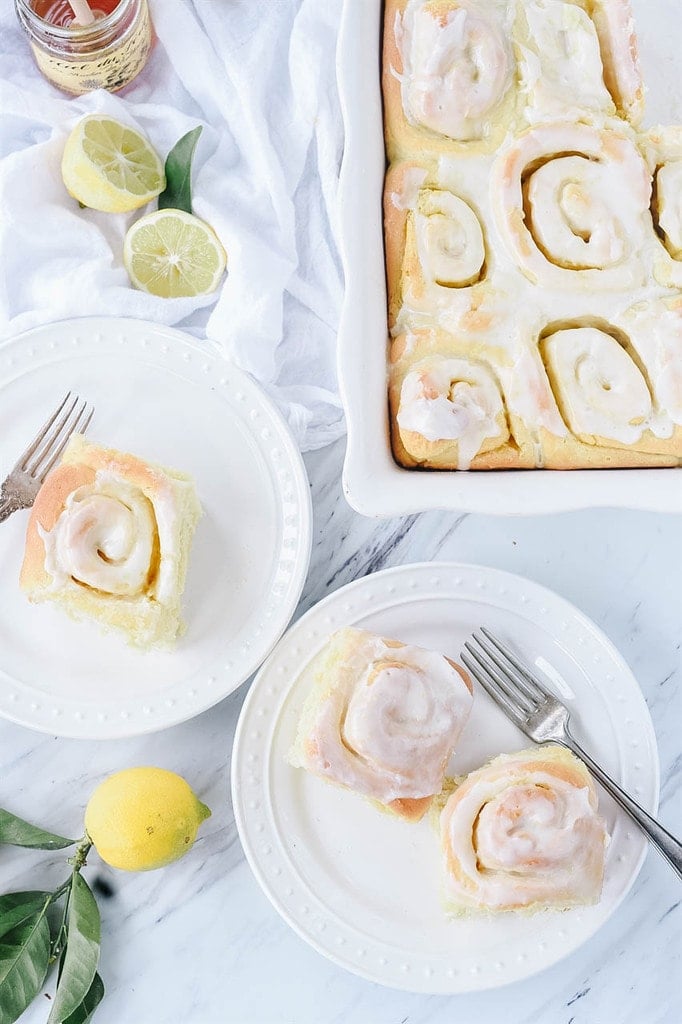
0, 809, 77, 851
0, 892, 52, 941
61, 973, 104, 1024
47, 875, 100, 1024
0, 913, 51, 1024
158, 126, 203, 214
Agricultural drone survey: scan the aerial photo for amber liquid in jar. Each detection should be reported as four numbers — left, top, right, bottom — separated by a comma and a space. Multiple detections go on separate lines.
15, 0, 153, 95
31, 0, 123, 26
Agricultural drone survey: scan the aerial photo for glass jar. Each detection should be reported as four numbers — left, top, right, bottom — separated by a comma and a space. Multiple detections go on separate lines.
14, 0, 153, 96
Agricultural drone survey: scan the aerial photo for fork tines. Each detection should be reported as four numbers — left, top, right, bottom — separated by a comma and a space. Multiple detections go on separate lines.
20, 392, 94, 482
461, 627, 552, 725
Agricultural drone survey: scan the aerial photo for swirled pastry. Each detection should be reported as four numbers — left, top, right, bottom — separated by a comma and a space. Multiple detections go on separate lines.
382, 0, 682, 473
383, 0, 518, 158
20, 435, 201, 648
492, 123, 651, 291
390, 330, 546, 469
439, 745, 607, 913
384, 161, 494, 334
539, 322, 682, 467
289, 627, 473, 821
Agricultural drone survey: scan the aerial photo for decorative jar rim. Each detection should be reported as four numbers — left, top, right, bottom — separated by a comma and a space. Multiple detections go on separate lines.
15, 0, 135, 41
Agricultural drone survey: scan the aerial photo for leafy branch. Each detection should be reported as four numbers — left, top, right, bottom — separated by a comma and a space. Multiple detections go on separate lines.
0, 813, 103, 1024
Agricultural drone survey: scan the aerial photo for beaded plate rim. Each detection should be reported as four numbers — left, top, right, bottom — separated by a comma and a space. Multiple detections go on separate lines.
0, 317, 312, 739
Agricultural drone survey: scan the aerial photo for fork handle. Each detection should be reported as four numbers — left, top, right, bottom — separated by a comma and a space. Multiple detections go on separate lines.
564, 732, 682, 880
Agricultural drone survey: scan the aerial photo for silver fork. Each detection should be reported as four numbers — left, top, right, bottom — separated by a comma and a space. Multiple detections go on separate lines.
462, 626, 682, 879
0, 393, 94, 525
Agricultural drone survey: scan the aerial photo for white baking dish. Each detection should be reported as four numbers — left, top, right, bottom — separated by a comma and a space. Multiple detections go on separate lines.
336, 0, 681, 516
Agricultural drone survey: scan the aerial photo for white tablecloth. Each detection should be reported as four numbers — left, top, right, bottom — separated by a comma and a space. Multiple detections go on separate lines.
0, 0, 345, 451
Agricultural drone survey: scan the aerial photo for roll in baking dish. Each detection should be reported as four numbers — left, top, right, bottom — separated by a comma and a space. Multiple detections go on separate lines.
382, 0, 682, 470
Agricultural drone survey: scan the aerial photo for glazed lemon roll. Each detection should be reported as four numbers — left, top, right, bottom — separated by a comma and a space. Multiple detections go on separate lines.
642, 126, 682, 288
396, 357, 508, 470
20, 435, 202, 648
383, 0, 516, 157
539, 323, 682, 467
384, 162, 491, 332
389, 330, 537, 469
439, 746, 608, 913
516, 0, 643, 126
493, 123, 651, 290
289, 627, 473, 821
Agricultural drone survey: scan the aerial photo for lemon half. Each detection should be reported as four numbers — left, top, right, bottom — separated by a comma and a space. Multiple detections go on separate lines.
123, 209, 227, 298
62, 115, 165, 213
84, 767, 211, 872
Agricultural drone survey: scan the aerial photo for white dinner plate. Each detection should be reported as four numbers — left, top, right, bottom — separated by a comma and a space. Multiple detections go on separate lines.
0, 317, 312, 739
232, 562, 658, 993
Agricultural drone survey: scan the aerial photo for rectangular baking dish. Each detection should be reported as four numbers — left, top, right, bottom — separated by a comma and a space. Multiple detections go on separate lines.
336, 0, 681, 516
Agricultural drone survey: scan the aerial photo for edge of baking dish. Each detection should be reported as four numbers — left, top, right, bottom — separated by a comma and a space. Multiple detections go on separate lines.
335, 0, 681, 517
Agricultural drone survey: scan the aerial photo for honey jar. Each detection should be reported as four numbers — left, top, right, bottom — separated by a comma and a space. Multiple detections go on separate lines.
14, 0, 153, 95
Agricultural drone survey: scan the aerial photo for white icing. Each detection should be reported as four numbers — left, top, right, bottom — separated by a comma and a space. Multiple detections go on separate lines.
302, 629, 473, 803
42, 474, 156, 597
519, 0, 613, 123
414, 190, 485, 286
527, 157, 627, 269
440, 750, 607, 910
657, 161, 682, 258
617, 299, 682, 426
397, 358, 505, 468
542, 327, 671, 444
343, 659, 462, 777
398, 0, 512, 141
505, 346, 568, 437
492, 123, 652, 291
40, 468, 182, 604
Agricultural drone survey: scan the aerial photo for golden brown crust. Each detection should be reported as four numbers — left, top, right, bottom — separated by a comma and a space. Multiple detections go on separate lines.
382, 0, 409, 164
383, 162, 415, 330
20, 462, 96, 594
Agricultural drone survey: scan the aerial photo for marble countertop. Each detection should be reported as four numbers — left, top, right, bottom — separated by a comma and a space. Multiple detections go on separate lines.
0, 438, 680, 1024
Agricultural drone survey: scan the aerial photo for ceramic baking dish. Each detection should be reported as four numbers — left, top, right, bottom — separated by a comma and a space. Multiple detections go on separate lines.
336, 0, 681, 516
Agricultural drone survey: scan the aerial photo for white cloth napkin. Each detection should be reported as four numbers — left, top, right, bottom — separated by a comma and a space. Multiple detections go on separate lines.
0, 0, 345, 451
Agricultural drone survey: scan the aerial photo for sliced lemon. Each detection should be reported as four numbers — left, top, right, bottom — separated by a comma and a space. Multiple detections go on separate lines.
123, 209, 227, 298
62, 115, 165, 213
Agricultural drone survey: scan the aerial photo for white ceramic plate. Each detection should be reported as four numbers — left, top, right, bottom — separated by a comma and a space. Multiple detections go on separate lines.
336, 0, 682, 516
0, 317, 312, 739
232, 562, 658, 993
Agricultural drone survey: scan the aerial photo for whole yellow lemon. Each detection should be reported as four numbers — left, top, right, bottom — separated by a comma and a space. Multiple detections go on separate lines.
84, 767, 211, 872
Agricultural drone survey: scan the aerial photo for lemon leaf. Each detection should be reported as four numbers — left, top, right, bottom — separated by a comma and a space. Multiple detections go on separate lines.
60, 972, 104, 1024
0, 809, 77, 851
47, 876, 100, 1024
0, 912, 51, 1024
0, 893, 53, 942
158, 126, 203, 215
